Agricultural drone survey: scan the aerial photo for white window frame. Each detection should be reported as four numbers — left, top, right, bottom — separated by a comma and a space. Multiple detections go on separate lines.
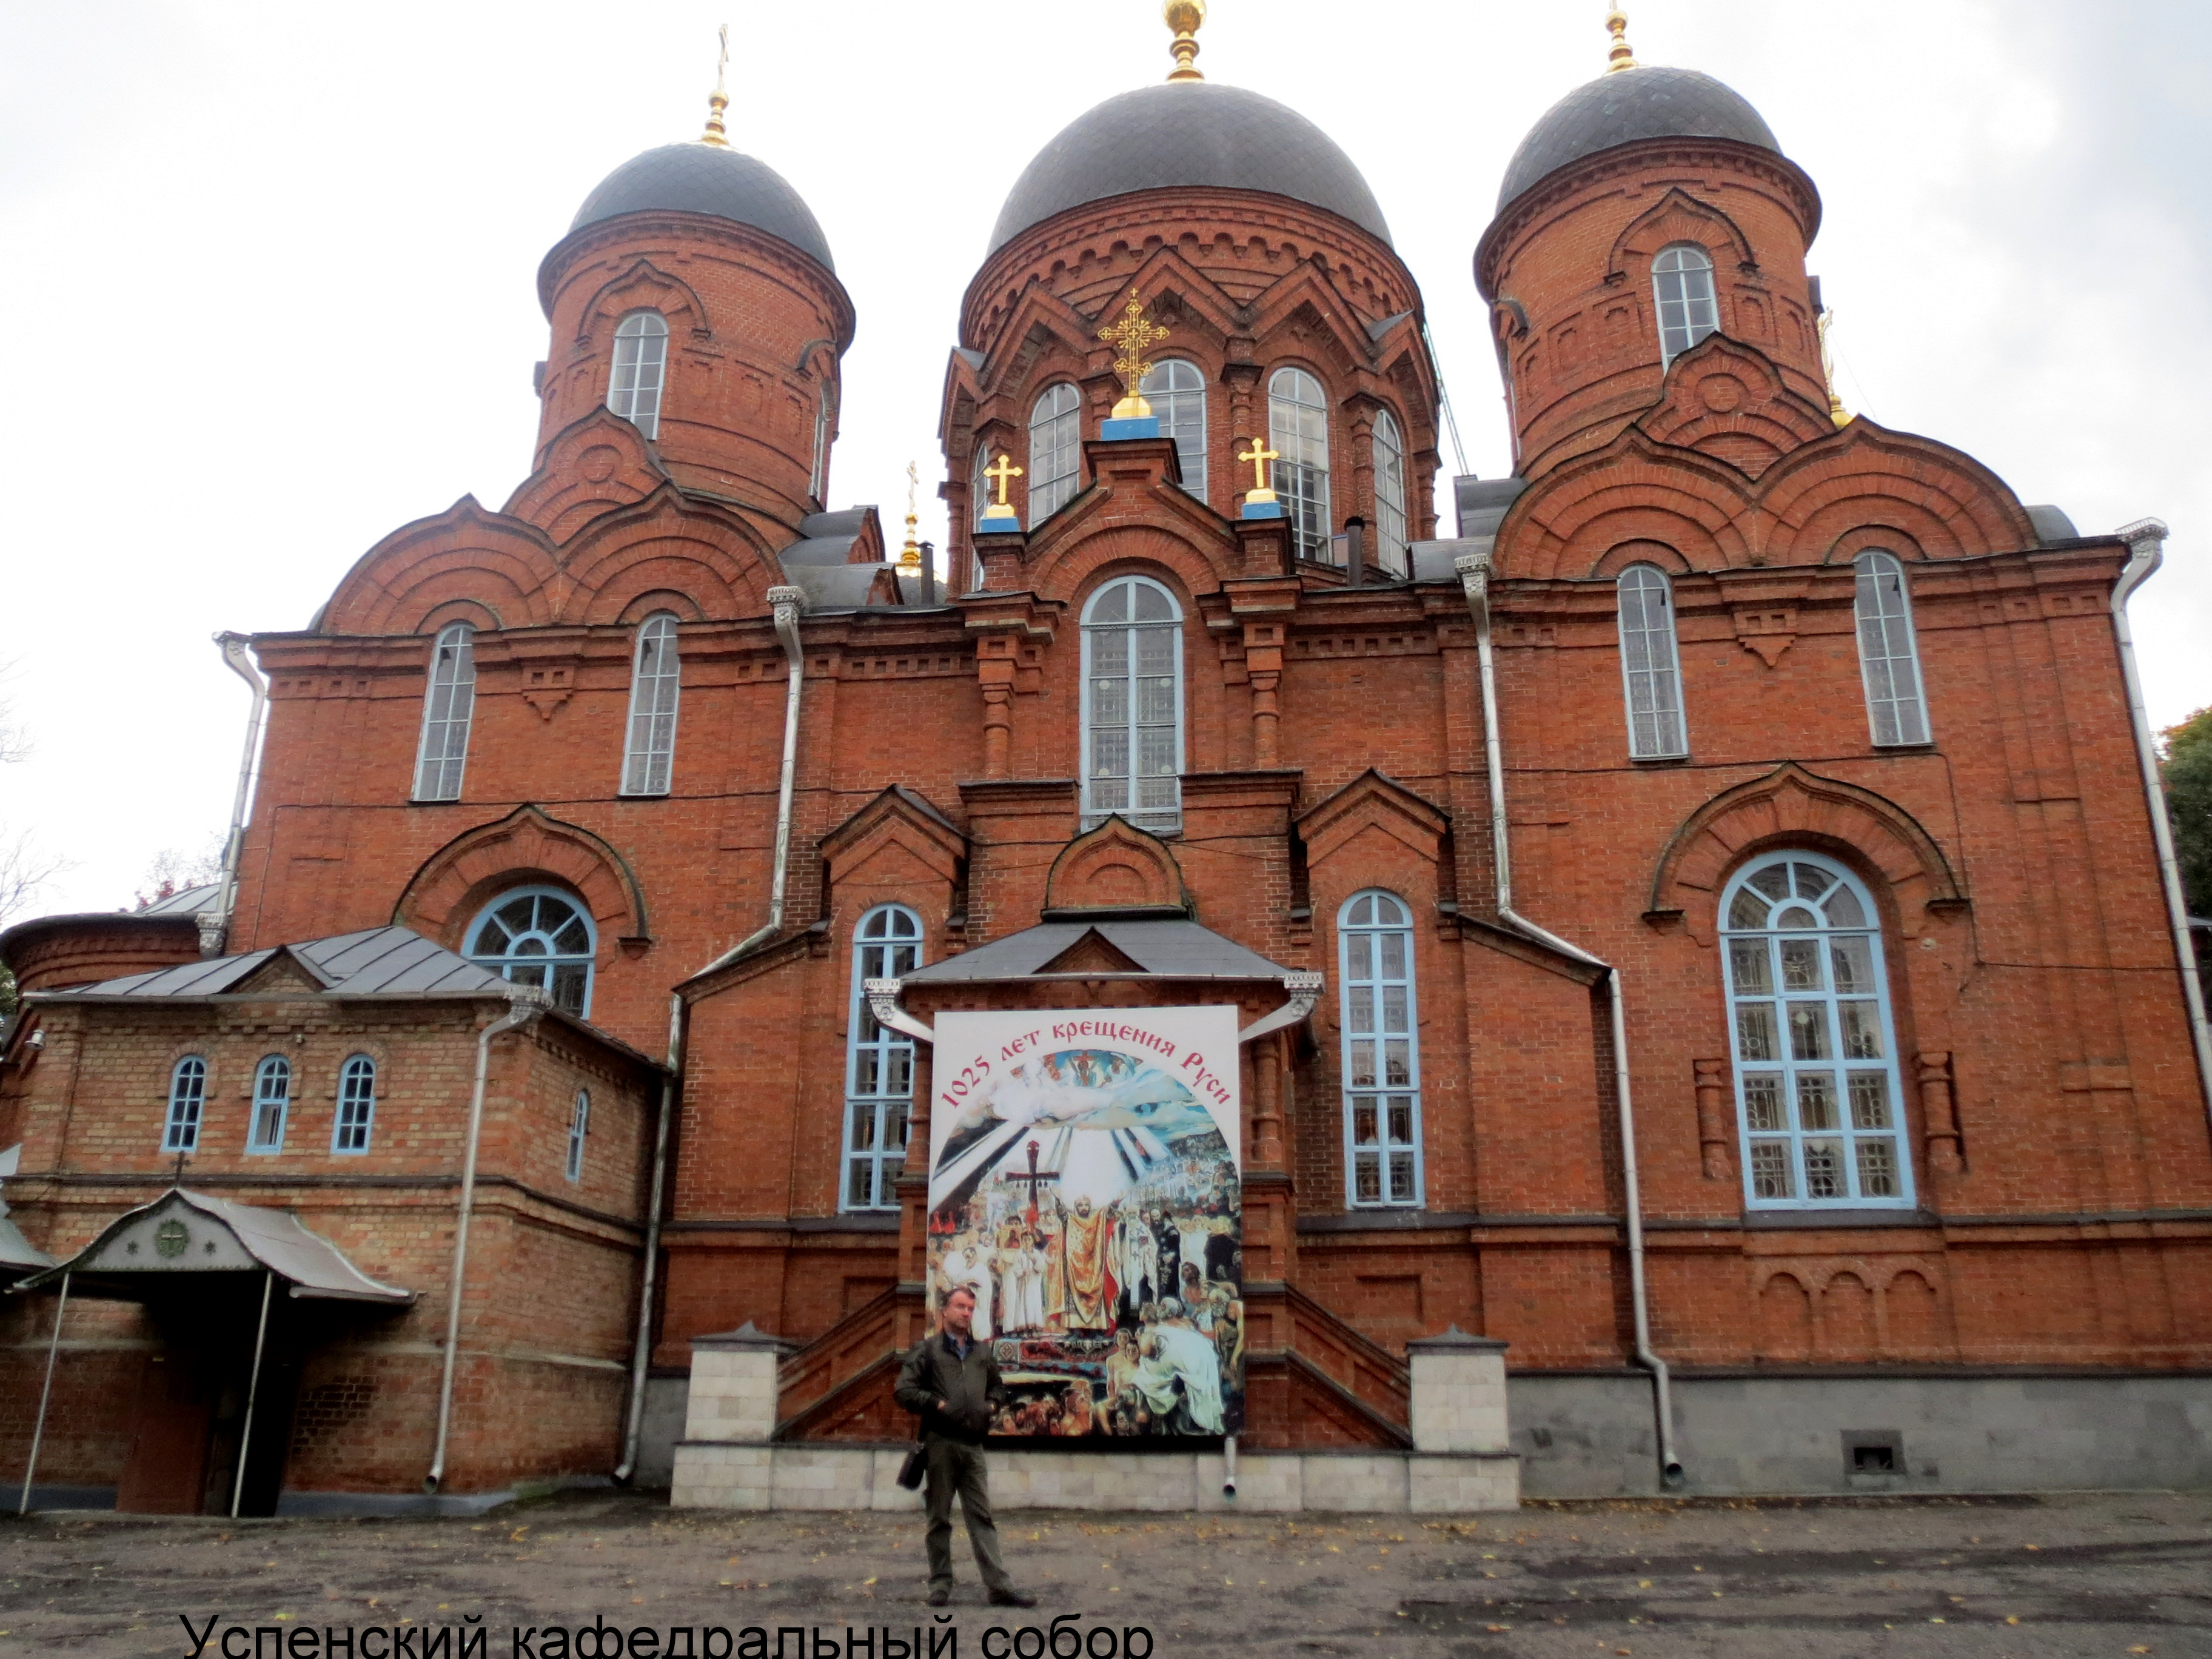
1652, 243, 1720, 367
332, 1055, 378, 1155
1270, 367, 1333, 561
412, 623, 476, 802
1854, 551, 1931, 745
163, 1056, 207, 1153
566, 1088, 590, 1183
1339, 890, 1423, 1208
1371, 409, 1410, 577
1028, 383, 1082, 523
466, 886, 597, 1018
248, 1054, 290, 1154
1079, 575, 1185, 834
809, 378, 834, 501
609, 310, 669, 438
1720, 852, 1915, 1211
1141, 358, 1208, 503
1617, 563, 1689, 758
842, 903, 923, 1213
621, 612, 682, 796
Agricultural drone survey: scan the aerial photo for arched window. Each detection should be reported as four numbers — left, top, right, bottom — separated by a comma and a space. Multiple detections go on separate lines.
1372, 409, 1409, 577
971, 442, 994, 532
1141, 358, 1208, 503
1339, 891, 1422, 1207
1269, 367, 1332, 561
1081, 575, 1184, 833
622, 612, 682, 796
332, 1056, 378, 1155
1652, 244, 1720, 367
1721, 853, 1914, 1210
566, 1088, 591, 1184
809, 380, 834, 501
843, 904, 924, 1212
1028, 383, 1082, 522
163, 1056, 207, 1153
249, 1055, 291, 1153
1617, 564, 1687, 758
412, 623, 476, 802
466, 888, 596, 1017
1853, 551, 1930, 745
609, 310, 669, 438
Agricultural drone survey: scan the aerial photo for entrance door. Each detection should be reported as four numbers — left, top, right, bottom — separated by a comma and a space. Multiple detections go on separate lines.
115, 1349, 214, 1513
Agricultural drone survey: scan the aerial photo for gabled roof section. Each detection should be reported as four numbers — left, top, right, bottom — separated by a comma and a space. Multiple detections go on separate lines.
904, 918, 1291, 984
41, 927, 513, 1002
779, 506, 885, 568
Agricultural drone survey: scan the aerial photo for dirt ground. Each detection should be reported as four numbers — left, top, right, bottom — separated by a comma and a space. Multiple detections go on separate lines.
2, 1488, 2208, 1658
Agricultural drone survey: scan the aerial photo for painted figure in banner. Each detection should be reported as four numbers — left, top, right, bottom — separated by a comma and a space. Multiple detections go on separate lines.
1047, 1190, 1116, 1330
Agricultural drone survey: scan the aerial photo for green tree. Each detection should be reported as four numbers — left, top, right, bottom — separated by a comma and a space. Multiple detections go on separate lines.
2161, 705, 2212, 973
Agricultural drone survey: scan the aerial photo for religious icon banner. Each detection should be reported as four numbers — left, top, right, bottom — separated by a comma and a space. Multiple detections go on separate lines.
927, 1006, 1244, 1440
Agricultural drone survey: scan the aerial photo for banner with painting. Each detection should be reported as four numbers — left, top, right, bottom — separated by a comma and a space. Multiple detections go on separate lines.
927, 1007, 1243, 1440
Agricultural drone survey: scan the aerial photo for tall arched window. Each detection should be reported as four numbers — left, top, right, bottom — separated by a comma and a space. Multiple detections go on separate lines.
1854, 551, 1931, 745
1339, 891, 1422, 1207
844, 904, 923, 1212
333, 1056, 378, 1154
971, 442, 994, 532
809, 381, 834, 501
1721, 853, 1914, 1210
1269, 367, 1332, 561
1141, 358, 1208, 503
163, 1056, 207, 1153
412, 623, 476, 802
1617, 564, 1687, 758
249, 1055, 291, 1153
1081, 575, 1184, 833
609, 310, 669, 438
566, 1088, 591, 1183
1028, 383, 1082, 522
466, 888, 596, 1017
1372, 409, 1409, 577
622, 612, 682, 796
1652, 244, 1719, 367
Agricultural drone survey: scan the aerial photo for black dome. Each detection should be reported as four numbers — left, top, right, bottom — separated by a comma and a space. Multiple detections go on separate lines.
1496, 65, 1780, 213
571, 142, 836, 273
990, 82, 1391, 252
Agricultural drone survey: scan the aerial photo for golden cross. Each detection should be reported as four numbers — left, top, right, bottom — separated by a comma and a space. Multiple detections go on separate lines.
1098, 289, 1170, 418
1238, 436, 1279, 497
984, 452, 1024, 508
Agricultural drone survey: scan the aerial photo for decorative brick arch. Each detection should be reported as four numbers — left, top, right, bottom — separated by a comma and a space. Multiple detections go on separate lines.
394, 805, 650, 948
1295, 769, 1450, 871
578, 258, 712, 345
1044, 818, 1187, 913
1607, 187, 1756, 284
1648, 762, 1963, 923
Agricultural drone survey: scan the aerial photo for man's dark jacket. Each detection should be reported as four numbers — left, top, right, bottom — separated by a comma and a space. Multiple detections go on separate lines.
895, 1330, 1007, 1445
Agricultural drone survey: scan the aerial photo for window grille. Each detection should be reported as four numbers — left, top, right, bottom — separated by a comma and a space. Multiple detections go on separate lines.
1339, 891, 1423, 1207
1854, 551, 1931, 745
412, 623, 476, 802
609, 310, 669, 438
1269, 367, 1332, 561
466, 888, 596, 1017
249, 1055, 290, 1153
621, 612, 682, 796
1141, 358, 1208, 503
1372, 409, 1409, 577
163, 1056, 207, 1153
332, 1056, 378, 1155
1081, 575, 1184, 833
1028, 383, 1082, 522
843, 905, 923, 1212
1617, 563, 1689, 757
1720, 853, 1915, 1209
1652, 244, 1720, 366
566, 1088, 590, 1183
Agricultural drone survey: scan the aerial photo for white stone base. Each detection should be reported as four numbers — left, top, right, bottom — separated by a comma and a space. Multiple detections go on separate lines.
669, 1442, 1518, 1513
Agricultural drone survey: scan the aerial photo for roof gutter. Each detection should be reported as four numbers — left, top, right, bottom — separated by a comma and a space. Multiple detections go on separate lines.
615, 584, 808, 1484
2111, 520, 2212, 1139
1458, 549, 1683, 1489
204, 632, 270, 958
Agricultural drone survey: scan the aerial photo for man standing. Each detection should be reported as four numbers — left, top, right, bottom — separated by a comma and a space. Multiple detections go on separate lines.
893, 1286, 1037, 1609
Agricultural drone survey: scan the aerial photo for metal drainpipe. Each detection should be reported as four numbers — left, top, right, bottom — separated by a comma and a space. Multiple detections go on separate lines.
2111, 520, 2212, 1136
205, 632, 270, 957
615, 585, 808, 1483
1458, 551, 1684, 1487
425, 991, 543, 1494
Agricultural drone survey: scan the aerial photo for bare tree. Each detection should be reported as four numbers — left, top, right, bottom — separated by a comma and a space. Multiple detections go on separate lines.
135, 833, 228, 911
0, 663, 66, 928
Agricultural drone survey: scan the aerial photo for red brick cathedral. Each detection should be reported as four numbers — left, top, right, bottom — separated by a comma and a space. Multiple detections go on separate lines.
6, 7, 2210, 1512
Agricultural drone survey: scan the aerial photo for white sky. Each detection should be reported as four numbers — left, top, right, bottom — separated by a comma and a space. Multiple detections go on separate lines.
2, 0, 2205, 919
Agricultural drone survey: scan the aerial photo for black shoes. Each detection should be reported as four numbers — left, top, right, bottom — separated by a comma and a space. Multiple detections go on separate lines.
927, 1585, 952, 1607
988, 1589, 1039, 1608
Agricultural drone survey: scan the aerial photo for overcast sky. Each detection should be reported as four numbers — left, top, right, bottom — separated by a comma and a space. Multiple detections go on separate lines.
2, 0, 2205, 920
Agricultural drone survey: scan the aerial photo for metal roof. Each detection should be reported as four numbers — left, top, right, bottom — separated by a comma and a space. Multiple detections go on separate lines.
903, 917, 1293, 984
138, 882, 221, 917
1497, 65, 1782, 213
570, 142, 836, 272
42, 925, 514, 1002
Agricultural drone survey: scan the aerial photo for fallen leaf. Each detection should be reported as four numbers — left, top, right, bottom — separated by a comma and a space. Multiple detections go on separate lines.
2006, 1617, 2021, 1626
1638, 1580, 1652, 1589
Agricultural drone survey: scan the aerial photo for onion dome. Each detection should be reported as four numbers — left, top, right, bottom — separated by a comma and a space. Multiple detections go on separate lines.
571, 142, 836, 272
1496, 63, 1782, 215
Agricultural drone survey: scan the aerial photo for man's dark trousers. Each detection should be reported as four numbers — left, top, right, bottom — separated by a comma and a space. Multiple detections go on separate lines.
923, 1436, 1012, 1595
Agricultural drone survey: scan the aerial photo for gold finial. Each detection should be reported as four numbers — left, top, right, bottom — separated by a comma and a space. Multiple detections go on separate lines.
1237, 435, 1279, 503
1098, 289, 1171, 420
897, 462, 923, 573
1816, 307, 1851, 429
701, 25, 731, 147
1604, 7, 1638, 73
1164, 0, 1206, 81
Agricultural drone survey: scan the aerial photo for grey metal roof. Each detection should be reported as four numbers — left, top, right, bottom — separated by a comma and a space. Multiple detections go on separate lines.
990, 82, 1392, 252
1455, 475, 1528, 540
904, 918, 1293, 984
800, 508, 874, 540
1410, 538, 1490, 583
785, 564, 900, 611
44, 926, 514, 1002
1497, 65, 1781, 213
138, 882, 221, 917
571, 142, 836, 272
2025, 504, 2080, 545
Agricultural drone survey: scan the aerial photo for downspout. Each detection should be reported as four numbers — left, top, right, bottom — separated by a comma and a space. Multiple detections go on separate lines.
615, 584, 808, 1483
424, 991, 543, 1495
2111, 520, 2212, 1135
1458, 550, 1683, 1487
204, 632, 270, 957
